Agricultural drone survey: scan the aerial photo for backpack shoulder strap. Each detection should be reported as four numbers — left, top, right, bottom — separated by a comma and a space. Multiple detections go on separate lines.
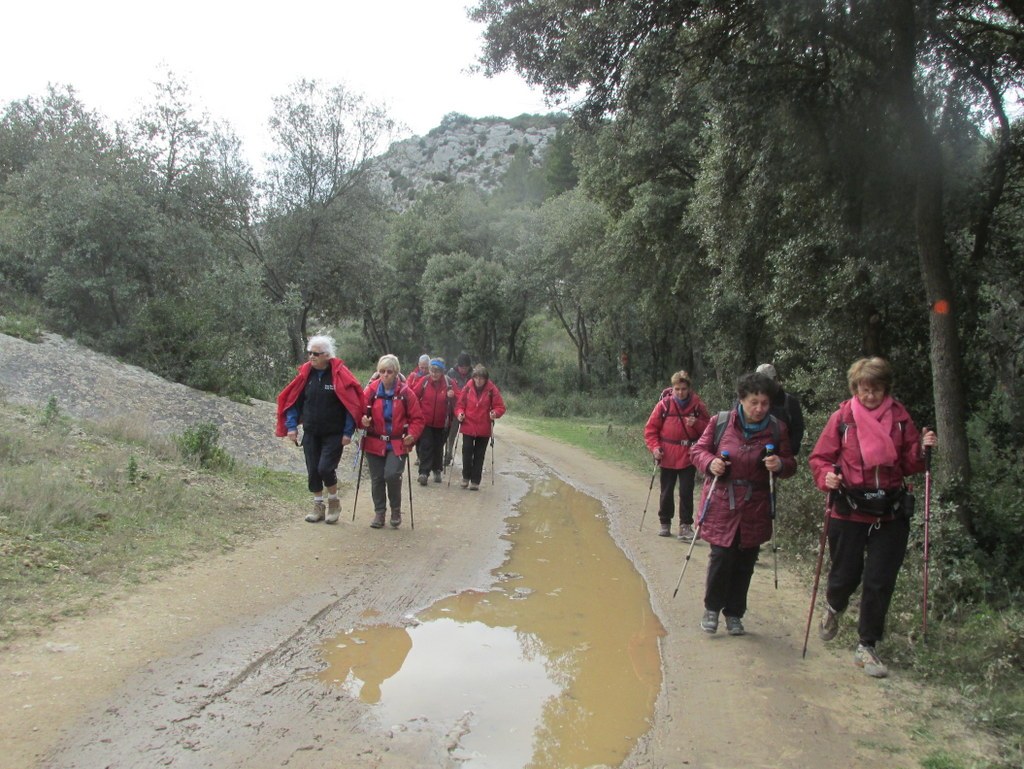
712, 410, 731, 452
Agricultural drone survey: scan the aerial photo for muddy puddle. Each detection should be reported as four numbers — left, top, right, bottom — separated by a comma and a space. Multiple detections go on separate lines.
318, 474, 666, 768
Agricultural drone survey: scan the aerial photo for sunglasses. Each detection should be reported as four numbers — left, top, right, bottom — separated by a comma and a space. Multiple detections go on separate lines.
308, 351, 327, 357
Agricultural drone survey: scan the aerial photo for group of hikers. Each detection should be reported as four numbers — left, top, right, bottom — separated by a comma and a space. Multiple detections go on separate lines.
646, 359, 936, 678
276, 337, 936, 679
274, 337, 505, 531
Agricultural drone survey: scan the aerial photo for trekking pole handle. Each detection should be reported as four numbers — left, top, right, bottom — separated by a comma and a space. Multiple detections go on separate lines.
923, 427, 933, 473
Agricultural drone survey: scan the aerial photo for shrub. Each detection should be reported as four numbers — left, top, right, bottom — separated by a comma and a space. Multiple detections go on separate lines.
174, 422, 234, 471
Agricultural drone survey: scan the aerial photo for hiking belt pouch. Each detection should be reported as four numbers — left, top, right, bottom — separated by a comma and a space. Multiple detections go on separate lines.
835, 488, 909, 518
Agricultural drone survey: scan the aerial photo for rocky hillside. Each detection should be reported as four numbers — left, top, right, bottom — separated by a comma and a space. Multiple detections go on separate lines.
372, 112, 567, 208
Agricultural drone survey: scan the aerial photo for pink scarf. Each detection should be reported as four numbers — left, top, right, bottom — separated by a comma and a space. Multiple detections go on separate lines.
851, 395, 898, 468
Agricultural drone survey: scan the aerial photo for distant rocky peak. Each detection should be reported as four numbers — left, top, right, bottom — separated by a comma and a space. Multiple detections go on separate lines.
370, 112, 567, 209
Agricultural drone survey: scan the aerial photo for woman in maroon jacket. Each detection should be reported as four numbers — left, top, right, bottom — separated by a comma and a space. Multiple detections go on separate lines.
455, 364, 506, 490
644, 370, 710, 541
360, 355, 425, 529
414, 358, 455, 485
808, 357, 937, 678
690, 372, 796, 636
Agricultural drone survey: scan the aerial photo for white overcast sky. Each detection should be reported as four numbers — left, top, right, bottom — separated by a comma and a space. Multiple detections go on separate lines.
2, 0, 557, 166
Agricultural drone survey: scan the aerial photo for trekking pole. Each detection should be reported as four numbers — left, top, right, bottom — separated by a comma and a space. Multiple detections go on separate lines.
490, 420, 496, 485
447, 430, 461, 488
802, 464, 840, 658
351, 439, 366, 522
405, 452, 415, 530
673, 452, 727, 598
922, 438, 933, 641
766, 443, 778, 590
638, 459, 659, 531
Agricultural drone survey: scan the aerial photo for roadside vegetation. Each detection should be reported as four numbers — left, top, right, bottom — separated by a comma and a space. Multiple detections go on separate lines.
0, 398, 306, 646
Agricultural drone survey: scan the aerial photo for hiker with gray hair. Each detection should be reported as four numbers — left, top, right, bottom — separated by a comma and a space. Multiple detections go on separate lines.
756, 363, 806, 456
275, 335, 366, 524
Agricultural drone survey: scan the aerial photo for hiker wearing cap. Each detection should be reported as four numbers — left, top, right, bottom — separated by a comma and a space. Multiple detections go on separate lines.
644, 370, 710, 542
808, 356, 937, 678
690, 372, 796, 636
455, 364, 505, 490
415, 358, 455, 485
361, 354, 425, 529
756, 363, 806, 456
275, 334, 366, 525
407, 354, 431, 391
444, 352, 473, 466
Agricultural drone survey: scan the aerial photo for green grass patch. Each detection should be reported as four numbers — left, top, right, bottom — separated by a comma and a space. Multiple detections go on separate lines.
0, 401, 305, 646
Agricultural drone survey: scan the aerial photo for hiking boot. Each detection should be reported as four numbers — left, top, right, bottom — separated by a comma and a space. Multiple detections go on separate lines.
725, 616, 745, 636
460, 478, 470, 488
701, 609, 719, 634
432, 471, 442, 483
390, 510, 402, 529
305, 500, 326, 523
678, 524, 695, 542
658, 523, 671, 537
370, 511, 385, 529
819, 606, 840, 641
325, 498, 341, 524
418, 474, 428, 486
469, 482, 479, 491
854, 644, 888, 678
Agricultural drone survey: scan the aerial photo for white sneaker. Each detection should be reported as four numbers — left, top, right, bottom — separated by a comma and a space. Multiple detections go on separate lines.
854, 644, 888, 678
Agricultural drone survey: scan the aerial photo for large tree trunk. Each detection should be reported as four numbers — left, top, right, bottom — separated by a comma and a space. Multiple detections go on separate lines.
891, 1, 973, 532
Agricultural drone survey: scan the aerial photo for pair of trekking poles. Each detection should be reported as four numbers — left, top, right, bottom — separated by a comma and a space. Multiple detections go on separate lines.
800, 444, 934, 657
445, 420, 497, 488
659, 445, 781, 598
350, 427, 416, 530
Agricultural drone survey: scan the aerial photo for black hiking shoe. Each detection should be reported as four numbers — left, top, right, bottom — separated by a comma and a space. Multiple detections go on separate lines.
370, 511, 385, 529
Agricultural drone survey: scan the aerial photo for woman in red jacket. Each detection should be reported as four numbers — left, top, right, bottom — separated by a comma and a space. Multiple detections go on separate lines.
690, 372, 796, 636
808, 357, 937, 678
455, 364, 506, 490
414, 358, 455, 485
360, 355, 425, 529
644, 370, 710, 541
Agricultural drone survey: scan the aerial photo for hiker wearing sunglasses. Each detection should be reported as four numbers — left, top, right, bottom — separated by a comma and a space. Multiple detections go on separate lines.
275, 335, 366, 525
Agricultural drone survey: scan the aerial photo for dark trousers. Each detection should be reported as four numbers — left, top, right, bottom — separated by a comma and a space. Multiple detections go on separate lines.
659, 465, 696, 525
704, 532, 760, 618
417, 426, 447, 475
462, 435, 489, 484
826, 516, 910, 646
367, 452, 405, 513
302, 432, 345, 493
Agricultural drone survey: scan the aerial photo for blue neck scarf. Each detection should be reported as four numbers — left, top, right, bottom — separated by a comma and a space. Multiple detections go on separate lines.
737, 404, 770, 439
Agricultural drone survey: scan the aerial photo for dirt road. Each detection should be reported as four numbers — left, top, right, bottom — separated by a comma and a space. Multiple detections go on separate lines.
0, 333, 971, 768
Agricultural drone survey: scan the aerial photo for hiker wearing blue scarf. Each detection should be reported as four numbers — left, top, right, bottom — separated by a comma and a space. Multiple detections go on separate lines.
690, 372, 796, 636
360, 355, 424, 529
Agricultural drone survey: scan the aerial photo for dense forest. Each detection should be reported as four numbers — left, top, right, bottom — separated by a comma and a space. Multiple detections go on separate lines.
1, 0, 1022, 684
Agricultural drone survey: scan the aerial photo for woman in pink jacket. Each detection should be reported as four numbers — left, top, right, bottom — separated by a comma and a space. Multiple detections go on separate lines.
644, 370, 710, 541
808, 357, 937, 678
455, 364, 506, 490
690, 372, 796, 636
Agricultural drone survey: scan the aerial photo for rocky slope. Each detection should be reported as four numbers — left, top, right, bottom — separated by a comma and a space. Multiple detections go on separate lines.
371, 112, 567, 207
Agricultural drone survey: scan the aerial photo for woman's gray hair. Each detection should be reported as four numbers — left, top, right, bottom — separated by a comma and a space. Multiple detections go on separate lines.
307, 334, 336, 358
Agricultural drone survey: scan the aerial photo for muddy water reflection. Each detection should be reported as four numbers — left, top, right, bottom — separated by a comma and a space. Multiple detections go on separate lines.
319, 475, 666, 768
